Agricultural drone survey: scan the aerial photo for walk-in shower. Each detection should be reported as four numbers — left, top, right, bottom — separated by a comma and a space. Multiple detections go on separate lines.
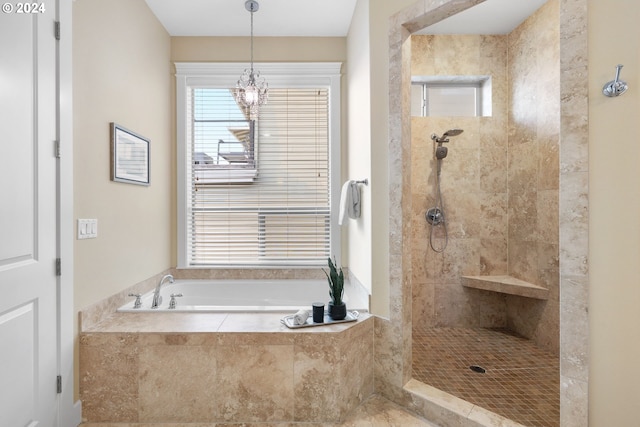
425, 128, 463, 252
409, 4, 562, 424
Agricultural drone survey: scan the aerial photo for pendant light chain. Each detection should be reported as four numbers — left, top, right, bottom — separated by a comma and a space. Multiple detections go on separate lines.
249, 3, 254, 74
233, 0, 268, 119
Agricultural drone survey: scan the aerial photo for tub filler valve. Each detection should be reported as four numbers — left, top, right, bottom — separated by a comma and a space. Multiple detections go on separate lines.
168, 293, 183, 309
128, 293, 142, 309
152, 274, 174, 309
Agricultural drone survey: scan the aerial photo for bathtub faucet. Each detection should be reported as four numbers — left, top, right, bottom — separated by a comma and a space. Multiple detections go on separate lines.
151, 274, 174, 309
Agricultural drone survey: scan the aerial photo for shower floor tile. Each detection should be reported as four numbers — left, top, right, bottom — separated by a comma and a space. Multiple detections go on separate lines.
412, 327, 559, 427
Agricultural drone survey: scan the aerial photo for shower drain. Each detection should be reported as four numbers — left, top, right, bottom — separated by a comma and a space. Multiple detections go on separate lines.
469, 365, 486, 374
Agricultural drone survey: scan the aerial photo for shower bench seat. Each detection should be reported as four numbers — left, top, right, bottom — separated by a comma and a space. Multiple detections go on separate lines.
461, 275, 549, 300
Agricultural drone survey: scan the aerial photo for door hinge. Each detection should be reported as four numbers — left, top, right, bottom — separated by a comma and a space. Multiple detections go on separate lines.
55, 258, 61, 276
54, 21, 60, 41
54, 140, 61, 158
56, 375, 62, 394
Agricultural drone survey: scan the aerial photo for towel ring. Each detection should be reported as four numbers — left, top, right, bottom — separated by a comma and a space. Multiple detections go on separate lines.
355, 179, 368, 186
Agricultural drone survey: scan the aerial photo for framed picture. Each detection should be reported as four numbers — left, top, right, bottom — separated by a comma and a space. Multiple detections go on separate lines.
110, 123, 150, 186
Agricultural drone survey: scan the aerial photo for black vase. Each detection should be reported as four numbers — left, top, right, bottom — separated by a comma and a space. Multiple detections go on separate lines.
328, 301, 347, 320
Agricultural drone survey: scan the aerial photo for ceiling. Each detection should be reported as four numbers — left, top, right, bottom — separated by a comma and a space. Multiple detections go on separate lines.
144, 0, 358, 37
415, 0, 548, 35
145, 0, 548, 37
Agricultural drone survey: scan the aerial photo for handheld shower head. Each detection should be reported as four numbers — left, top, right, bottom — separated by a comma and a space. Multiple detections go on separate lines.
443, 128, 463, 138
431, 128, 464, 144
435, 146, 448, 159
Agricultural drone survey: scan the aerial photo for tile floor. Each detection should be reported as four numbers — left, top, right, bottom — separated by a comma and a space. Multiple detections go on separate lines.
412, 327, 559, 427
79, 394, 438, 427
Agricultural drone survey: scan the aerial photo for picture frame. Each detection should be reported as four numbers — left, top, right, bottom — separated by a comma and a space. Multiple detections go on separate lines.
110, 122, 150, 186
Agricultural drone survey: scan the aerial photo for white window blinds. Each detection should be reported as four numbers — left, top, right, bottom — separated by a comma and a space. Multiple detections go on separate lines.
176, 62, 341, 268
186, 87, 330, 266
176, 63, 342, 268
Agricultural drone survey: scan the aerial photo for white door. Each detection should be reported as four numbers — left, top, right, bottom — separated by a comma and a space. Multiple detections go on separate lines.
0, 5, 59, 427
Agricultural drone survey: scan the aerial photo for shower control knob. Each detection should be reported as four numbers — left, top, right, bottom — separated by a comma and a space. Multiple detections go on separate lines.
426, 207, 444, 226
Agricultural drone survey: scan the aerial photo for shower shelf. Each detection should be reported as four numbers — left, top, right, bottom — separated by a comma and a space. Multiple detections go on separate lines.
461, 275, 549, 300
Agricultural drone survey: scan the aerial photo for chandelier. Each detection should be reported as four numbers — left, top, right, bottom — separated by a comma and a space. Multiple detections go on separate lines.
233, 0, 268, 119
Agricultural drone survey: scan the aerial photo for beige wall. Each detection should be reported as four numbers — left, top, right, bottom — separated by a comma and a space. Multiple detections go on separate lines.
73, 0, 172, 312
346, 0, 372, 294
588, 0, 640, 424
346, 0, 419, 317
73, 0, 172, 400
171, 37, 346, 63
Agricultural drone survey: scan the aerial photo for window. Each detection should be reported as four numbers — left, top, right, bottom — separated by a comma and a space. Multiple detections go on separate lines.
191, 88, 257, 184
175, 63, 342, 268
411, 76, 492, 117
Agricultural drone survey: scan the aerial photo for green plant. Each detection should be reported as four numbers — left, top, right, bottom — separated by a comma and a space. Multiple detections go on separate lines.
324, 257, 344, 305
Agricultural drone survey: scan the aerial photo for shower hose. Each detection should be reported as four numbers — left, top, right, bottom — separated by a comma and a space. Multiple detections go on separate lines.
428, 157, 448, 253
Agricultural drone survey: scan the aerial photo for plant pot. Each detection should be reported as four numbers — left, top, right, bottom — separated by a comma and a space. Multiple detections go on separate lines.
328, 301, 347, 320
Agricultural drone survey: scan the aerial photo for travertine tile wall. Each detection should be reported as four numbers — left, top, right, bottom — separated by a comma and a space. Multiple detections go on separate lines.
410, 0, 560, 353
410, 34, 510, 330
505, 0, 560, 353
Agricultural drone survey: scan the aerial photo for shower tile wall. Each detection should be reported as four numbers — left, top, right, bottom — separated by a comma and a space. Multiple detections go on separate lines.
411, 0, 559, 354
506, 0, 560, 354
411, 34, 510, 331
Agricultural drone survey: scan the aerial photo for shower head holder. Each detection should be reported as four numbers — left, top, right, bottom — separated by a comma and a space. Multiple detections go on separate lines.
431, 133, 450, 143
431, 129, 464, 144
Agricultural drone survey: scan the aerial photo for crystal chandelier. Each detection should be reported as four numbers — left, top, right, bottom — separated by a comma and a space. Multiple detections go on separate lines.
234, 0, 268, 119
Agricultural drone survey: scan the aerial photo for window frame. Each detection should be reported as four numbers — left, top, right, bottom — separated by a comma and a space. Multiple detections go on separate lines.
175, 62, 342, 268
411, 75, 492, 117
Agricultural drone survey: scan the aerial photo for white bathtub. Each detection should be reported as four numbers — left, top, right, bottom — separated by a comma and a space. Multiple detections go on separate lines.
117, 279, 369, 313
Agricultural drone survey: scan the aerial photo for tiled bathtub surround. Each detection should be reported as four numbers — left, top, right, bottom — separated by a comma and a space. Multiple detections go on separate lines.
410, 0, 560, 353
79, 312, 374, 424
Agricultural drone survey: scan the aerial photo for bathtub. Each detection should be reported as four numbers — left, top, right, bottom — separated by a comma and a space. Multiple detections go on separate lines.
117, 278, 369, 312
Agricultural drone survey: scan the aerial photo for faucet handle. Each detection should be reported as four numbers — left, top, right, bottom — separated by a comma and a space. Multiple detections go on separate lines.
128, 293, 142, 309
168, 293, 183, 309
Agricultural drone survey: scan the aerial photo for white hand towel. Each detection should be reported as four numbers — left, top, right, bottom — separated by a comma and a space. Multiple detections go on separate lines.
338, 180, 353, 226
293, 309, 310, 325
347, 180, 361, 219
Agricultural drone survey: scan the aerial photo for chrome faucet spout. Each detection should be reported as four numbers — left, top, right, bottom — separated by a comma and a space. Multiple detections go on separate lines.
151, 274, 174, 309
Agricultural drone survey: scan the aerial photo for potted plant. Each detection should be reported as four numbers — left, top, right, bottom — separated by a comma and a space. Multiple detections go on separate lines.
324, 257, 347, 320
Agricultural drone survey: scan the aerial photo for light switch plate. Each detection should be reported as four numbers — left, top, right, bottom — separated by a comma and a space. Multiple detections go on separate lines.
77, 219, 98, 239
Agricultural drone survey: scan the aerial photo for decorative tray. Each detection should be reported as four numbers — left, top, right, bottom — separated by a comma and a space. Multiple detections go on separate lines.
281, 311, 359, 329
